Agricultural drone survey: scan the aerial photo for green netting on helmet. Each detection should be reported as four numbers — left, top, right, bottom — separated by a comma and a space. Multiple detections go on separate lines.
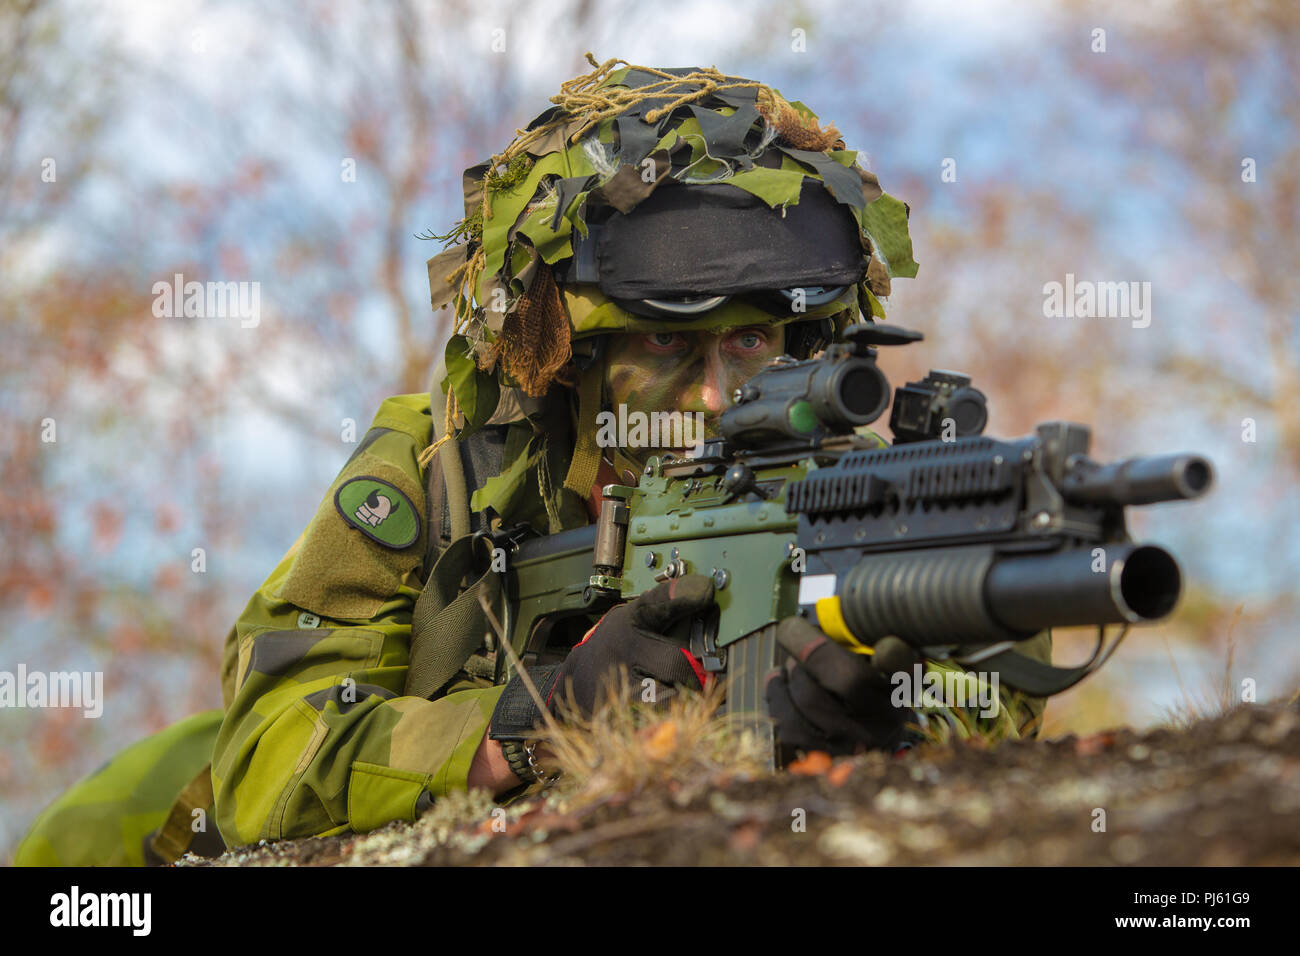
423, 53, 918, 447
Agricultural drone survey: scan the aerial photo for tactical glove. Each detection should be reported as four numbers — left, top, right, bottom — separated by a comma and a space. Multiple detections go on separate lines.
765, 615, 918, 760
490, 574, 715, 740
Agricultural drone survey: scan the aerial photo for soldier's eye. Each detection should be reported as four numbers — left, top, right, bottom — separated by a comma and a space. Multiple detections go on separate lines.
648, 332, 679, 348
731, 330, 764, 350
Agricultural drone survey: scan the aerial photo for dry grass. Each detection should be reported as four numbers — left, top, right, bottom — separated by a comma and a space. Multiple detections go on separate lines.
1158, 603, 1248, 729
535, 668, 775, 810
533, 659, 1039, 809
478, 590, 773, 811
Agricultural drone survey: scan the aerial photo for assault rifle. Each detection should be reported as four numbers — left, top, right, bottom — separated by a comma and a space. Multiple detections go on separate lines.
476, 324, 1213, 758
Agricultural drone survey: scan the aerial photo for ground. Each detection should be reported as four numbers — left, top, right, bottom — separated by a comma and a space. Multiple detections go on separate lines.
180, 699, 1300, 867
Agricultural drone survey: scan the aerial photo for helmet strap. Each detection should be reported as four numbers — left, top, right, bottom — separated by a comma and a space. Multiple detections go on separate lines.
562, 349, 606, 499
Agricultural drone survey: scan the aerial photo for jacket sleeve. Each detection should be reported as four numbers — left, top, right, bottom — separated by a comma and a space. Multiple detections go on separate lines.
211, 394, 505, 848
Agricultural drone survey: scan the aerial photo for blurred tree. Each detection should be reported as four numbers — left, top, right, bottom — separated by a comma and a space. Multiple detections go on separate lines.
0, 0, 710, 860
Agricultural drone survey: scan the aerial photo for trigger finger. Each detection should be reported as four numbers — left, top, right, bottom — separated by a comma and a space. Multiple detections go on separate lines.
631, 573, 715, 632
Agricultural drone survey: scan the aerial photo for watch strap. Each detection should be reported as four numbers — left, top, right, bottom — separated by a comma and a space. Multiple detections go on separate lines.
499, 739, 536, 786
489, 664, 561, 741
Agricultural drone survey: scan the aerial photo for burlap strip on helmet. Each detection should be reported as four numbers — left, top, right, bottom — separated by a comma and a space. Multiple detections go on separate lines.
483, 262, 571, 398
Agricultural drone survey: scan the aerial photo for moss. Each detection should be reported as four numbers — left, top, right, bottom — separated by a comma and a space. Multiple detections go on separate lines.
484, 153, 534, 196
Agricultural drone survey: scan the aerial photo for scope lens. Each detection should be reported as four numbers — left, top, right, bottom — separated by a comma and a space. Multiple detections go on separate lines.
837, 366, 889, 422
948, 393, 988, 434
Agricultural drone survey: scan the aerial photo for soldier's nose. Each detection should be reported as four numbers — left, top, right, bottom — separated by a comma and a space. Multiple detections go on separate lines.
699, 350, 728, 414
699, 380, 725, 413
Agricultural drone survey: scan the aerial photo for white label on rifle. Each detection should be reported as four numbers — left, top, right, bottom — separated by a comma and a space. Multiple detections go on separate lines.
797, 574, 837, 605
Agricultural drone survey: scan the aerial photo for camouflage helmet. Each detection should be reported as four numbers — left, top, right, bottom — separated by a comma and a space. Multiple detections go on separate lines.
425, 54, 917, 446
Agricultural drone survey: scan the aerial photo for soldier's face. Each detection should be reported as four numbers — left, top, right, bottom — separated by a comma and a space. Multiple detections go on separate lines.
604, 320, 786, 464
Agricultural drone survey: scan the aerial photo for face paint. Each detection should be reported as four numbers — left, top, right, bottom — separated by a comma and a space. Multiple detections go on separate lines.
603, 311, 787, 466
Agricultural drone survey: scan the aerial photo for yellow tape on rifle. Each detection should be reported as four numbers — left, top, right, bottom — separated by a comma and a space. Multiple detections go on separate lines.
814, 597, 874, 655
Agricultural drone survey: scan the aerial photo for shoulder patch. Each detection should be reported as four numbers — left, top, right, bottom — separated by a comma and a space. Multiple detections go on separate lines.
335, 476, 420, 549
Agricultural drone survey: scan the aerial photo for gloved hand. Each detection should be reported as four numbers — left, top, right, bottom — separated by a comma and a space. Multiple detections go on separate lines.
490, 574, 715, 737
546, 573, 715, 717
765, 615, 918, 759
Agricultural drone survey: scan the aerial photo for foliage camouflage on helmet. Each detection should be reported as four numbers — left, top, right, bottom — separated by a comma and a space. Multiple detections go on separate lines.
424, 52, 918, 445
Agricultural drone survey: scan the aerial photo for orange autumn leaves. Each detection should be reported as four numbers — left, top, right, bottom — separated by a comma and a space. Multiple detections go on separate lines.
786, 750, 855, 788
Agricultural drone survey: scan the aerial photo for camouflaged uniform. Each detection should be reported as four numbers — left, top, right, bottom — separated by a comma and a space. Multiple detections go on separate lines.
12, 710, 224, 866
210, 391, 575, 844
15, 57, 1054, 864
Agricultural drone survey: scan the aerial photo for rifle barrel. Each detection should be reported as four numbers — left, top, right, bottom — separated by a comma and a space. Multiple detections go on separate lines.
1063, 454, 1213, 506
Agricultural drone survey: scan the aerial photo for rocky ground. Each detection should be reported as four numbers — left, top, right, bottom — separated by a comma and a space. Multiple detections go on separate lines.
181, 699, 1300, 866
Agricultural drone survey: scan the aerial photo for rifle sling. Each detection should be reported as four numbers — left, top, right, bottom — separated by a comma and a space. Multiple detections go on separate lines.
405, 533, 499, 700
975, 644, 1119, 698
410, 383, 515, 700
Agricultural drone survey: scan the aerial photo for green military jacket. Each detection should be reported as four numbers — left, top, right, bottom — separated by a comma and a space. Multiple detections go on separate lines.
212, 393, 510, 846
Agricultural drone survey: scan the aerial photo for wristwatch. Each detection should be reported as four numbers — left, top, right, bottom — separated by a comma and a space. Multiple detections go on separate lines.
500, 739, 535, 785
490, 664, 563, 786
499, 739, 559, 786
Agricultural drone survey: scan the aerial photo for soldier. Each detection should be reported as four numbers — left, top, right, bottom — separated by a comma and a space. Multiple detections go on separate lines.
14, 55, 1050, 864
